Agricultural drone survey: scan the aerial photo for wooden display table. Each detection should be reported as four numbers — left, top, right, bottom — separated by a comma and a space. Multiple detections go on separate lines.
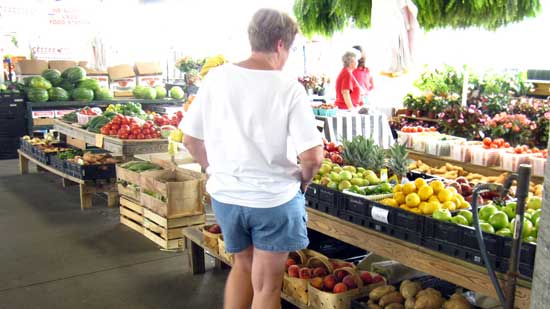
53, 119, 168, 158
408, 150, 544, 184
306, 208, 531, 309
182, 225, 307, 309
18, 150, 118, 210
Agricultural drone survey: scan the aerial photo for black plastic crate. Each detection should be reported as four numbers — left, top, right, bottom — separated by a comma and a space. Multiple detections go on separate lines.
406, 171, 440, 181
341, 195, 370, 216
317, 185, 340, 204
0, 93, 24, 104
368, 201, 425, 233
337, 209, 371, 227
65, 160, 116, 180
366, 220, 423, 245
19, 139, 34, 155
50, 155, 67, 173
495, 257, 533, 278
305, 184, 319, 200
501, 239, 536, 265
0, 118, 27, 138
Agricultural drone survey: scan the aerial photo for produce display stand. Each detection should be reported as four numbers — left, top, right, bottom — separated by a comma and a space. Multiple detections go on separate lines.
315, 114, 394, 148
18, 150, 118, 210
408, 150, 544, 184
305, 207, 531, 309
28, 98, 183, 132
53, 119, 168, 158
181, 225, 307, 309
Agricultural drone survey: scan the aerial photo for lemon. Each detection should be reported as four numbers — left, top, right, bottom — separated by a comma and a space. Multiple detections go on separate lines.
383, 198, 399, 207
402, 182, 417, 195
414, 178, 427, 189
428, 195, 440, 203
418, 186, 434, 201
460, 201, 471, 209
393, 184, 403, 193
399, 204, 407, 209
442, 201, 457, 211
421, 201, 442, 215
447, 187, 458, 194
418, 201, 428, 211
394, 192, 406, 205
438, 189, 453, 203
430, 180, 445, 194
405, 193, 421, 207
409, 207, 422, 214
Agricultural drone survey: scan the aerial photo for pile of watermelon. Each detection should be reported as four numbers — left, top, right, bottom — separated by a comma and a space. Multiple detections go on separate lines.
24, 66, 114, 103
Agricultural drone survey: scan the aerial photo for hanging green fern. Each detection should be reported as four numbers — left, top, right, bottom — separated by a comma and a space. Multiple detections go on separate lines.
292, 0, 541, 37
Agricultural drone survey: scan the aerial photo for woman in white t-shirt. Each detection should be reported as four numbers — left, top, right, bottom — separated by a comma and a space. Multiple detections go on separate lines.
182, 8, 324, 309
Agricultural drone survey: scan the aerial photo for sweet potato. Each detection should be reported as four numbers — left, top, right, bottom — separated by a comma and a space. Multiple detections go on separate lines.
404, 297, 416, 309
369, 285, 397, 301
400, 280, 422, 299
379, 291, 404, 307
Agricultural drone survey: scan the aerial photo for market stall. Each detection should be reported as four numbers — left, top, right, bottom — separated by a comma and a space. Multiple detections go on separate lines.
316, 113, 394, 148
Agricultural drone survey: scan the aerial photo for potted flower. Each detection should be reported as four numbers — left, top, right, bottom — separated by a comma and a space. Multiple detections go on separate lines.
485, 112, 536, 146
438, 105, 488, 140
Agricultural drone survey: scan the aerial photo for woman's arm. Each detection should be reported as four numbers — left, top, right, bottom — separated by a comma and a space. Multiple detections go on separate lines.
183, 135, 209, 171
342, 89, 354, 110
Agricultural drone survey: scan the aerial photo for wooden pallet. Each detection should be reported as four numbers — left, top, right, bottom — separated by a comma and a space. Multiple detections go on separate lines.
119, 197, 205, 250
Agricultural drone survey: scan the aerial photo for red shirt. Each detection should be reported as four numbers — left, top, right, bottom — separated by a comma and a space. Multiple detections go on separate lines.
334, 67, 362, 109
353, 67, 374, 93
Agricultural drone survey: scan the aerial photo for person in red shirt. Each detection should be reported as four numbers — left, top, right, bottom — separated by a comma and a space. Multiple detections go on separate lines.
334, 51, 363, 110
352, 45, 374, 105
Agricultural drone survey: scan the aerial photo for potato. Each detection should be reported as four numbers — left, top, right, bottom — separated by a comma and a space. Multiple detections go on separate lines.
385, 304, 404, 309
400, 281, 421, 299
379, 291, 404, 307
443, 293, 472, 309
405, 297, 416, 309
368, 304, 383, 309
416, 288, 441, 299
414, 290, 444, 309
369, 285, 397, 301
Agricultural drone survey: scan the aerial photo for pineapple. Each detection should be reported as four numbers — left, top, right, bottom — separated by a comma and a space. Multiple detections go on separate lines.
341, 136, 386, 171
387, 143, 410, 178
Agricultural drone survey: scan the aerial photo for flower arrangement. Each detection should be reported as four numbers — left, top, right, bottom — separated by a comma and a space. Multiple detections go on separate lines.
509, 97, 550, 147
176, 56, 205, 73
485, 112, 536, 146
298, 74, 330, 95
438, 105, 488, 140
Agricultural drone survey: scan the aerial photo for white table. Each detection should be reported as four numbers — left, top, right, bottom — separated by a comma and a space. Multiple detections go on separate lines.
316, 113, 395, 148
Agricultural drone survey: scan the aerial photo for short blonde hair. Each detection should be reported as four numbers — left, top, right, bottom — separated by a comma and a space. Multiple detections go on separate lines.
342, 51, 357, 67
248, 8, 299, 52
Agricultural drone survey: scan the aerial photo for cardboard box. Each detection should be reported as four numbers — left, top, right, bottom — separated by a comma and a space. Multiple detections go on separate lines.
32, 110, 55, 126
48, 60, 77, 72
15, 60, 48, 75
84, 67, 109, 88
135, 62, 163, 87
54, 110, 75, 118
108, 64, 136, 96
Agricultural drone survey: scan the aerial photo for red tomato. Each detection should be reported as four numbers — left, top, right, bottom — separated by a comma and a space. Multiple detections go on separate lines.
483, 137, 492, 146
137, 133, 145, 139
143, 123, 151, 129
109, 130, 118, 136
103, 124, 111, 130
111, 124, 120, 131
131, 128, 141, 135
112, 118, 121, 125
142, 128, 150, 135
128, 134, 136, 139
121, 118, 129, 125
120, 125, 130, 133
532, 147, 540, 153
100, 127, 109, 135
514, 147, 523, 154
504, 142, 510, 148
144, 134, 152, 139
490, 144, 498, 149
417, 127, 424, 132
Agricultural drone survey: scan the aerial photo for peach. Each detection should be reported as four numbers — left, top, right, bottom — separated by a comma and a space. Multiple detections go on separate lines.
323, 275, 337, 291
335, 270, 347, 282
310, 277, 324, 290
342, 275, 357, 289
313, 266, 327, 278
207, 224, 221, 234
331, 262, 342, 269
288, 265, 300, 278
333, 282, 348, 294
360, 271, 373, 284
299, 267, 312, 279
285, 258, 296, 270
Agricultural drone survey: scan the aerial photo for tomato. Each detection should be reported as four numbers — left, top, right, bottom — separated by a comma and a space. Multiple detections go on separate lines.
490, 144, 498, 149
483, 137, 492, 146
532, 147, 540, 153
120, 125, 130, 133
103, 124, 111, 130
514, 147, 523, 154
120, 118, 129, 125
137, 133, 145, 139
112, 118, 121, 125
504, 142, 510, 148
128, 134, 136, 139
109, 130, 118, 136
141, 128, 149, 135
111, 124, 120, 131
144, 134, 152, 139
143, 123, 151, 130
152, 132, 159, 138
100, 127, 109, 135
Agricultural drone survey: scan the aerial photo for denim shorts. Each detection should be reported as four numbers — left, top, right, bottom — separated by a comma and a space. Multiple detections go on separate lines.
211, 191, 309, 253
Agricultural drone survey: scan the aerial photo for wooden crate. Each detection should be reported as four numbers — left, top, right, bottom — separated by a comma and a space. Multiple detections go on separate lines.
139, 168, 205, 218
119, 197, 205, 250
117, 183, 140, 203
116, 163, 144, 201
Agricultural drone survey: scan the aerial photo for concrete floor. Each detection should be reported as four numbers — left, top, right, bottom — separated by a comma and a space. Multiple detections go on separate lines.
0, 159, 227, 309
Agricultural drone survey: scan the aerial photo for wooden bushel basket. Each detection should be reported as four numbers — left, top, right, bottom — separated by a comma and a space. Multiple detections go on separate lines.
201, 224, 222, 255
308, 267, 386, 309
140, 168, 205, 218
282, 254, 333, 306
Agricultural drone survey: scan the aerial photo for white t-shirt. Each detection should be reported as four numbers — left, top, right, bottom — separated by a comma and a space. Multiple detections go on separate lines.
181, 63, 322, 208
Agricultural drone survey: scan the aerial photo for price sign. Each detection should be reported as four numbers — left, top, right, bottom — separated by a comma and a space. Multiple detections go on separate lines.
371, 206, 389, 224
95, 134, 104, 148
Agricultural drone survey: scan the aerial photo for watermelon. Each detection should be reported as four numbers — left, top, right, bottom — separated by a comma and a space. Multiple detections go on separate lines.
22, 76, 34, 87
48, 87, 69, 101
133, 85, 147, 99
78, 78, 100, 91
59, 80, 75, 92
62, 66, 86, 82
142, 87, 157, 99
42, 69, 61, 83
94, 88, 114, 100
30, 76, 52, 90
27, 88, 49, 102
71, 87, 94, 102
170, 86, 184, 100
155, 86, 167, 99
